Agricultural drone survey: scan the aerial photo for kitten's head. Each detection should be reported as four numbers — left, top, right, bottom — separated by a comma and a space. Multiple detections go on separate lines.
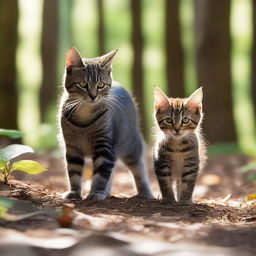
64, 47, 118, 103
154, 87, 203, 138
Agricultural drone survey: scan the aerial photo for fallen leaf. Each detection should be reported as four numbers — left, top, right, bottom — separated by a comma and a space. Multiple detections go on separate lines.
247, 194, 256, 201
56, 207, 75, 227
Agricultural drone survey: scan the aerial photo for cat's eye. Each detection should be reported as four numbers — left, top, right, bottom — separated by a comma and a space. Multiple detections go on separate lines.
182, 117, 190, 124
165, 118, 173, 124
79, 81, 87, 88
97, 82, 105, 89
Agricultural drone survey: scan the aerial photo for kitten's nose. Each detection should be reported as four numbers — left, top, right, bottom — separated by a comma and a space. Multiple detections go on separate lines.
174, 128, 180, 133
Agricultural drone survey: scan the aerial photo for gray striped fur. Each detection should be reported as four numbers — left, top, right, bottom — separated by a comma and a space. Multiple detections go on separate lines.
153, 87, 207, 205
58, 48, 152, 200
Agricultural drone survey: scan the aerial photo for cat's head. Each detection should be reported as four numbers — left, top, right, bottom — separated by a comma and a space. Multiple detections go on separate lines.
154, 87, 203, 138
64, 47, 117, 103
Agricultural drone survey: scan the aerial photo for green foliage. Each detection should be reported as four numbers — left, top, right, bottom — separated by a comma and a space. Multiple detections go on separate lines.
0, 129, 47, 183
0, 129, 23, 139
0, 204, 8, 219
10, 160, 47, 175
0, 198, 14, 219
0, 144, 34, 161
241, 160, 256, 172
241, 159, 256, 181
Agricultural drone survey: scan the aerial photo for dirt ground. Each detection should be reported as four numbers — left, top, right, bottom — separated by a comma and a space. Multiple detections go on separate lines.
0, 152, 256, 256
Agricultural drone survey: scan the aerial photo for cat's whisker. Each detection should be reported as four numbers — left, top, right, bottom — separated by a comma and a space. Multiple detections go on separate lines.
62, 99, 84, 117
104, 96, 124, 114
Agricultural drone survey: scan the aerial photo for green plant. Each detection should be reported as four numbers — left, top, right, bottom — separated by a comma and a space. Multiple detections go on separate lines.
0, 129, 47, 183
0, 128, 23, 139
241, 159, 256, 181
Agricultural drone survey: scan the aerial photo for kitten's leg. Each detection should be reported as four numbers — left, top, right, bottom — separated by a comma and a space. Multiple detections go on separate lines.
63, 144, 85, 199
176, 177, 182, 202
179, 155, 199, 205
154, 157, 176, 204
87, 141, 116, 200
125, 158, 153, 199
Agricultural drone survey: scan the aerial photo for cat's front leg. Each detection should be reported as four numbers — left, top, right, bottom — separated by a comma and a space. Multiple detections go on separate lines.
178, 155, 199, 205
63, 144, 85, 199
87, 142, 116, 200
154, 157, 176, 204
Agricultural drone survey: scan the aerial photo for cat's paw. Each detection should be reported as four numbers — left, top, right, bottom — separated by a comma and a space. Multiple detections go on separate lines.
87, 192, 107, 201
162, 199, 177, 205
62, 191, 82, 200
178, 200, 194, 206
136, 192, 154, 200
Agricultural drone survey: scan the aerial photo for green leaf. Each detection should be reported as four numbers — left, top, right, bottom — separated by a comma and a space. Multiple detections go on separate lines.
0, 144, 34, 161
10, 160, 47, 175
0, 160, 7, 172
0, 129, 23, 139
0, 205, 8, 219
241, 160, 256, 172
0, 198, 15, 209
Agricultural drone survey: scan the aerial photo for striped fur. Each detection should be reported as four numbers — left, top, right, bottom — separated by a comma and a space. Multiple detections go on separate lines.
59, 48, 152, 200
153, 87, 207, 205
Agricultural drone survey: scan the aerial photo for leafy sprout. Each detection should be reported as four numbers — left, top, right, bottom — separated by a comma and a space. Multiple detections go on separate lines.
0, 129, 47, 183
0, 129, 23, 139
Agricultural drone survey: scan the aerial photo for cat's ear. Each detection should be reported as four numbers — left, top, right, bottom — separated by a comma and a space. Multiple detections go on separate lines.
186, 87, 203, 107
66, 47, 84, 68
154, 87, 169, 110
100, 49, 118, 70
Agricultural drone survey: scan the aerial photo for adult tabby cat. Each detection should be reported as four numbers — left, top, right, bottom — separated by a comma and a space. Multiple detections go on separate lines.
153, 87, 206, 205
59, 47, 153, 200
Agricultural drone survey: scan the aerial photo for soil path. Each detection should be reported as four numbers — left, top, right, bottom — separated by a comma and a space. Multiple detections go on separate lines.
0, 153, 256, 255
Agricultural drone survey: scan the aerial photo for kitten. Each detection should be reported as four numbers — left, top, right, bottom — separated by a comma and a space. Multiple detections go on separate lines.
58, 47, 153, 200
153, 87, 206, 205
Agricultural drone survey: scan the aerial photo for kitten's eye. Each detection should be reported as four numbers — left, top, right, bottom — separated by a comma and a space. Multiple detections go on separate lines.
182, 117, 190, 124
97, 82, 105, 89
79, 81, 87, 88
165, 118, 173, 124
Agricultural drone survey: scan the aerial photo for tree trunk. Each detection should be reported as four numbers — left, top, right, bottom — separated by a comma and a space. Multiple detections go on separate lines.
194, 0, 236, 144
40, 0, 59, 122
131, 0, 146, 137
0, 0, 19, 130
165, 0, 185, 97
97, 0, 105, 55
252, 0, 256, 114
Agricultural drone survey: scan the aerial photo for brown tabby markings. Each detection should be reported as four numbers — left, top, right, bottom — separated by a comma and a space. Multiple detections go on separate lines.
153, 87, 207, 205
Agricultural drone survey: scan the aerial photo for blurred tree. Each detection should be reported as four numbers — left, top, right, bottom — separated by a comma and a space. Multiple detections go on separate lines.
0, 1, 19, 130
57, 0, 73, 78
40, 0, 59, 122
195, 0, 237, 143
252, 0, 256, 114
165, 0, 185, 97
97, 0, 105, 55
131, 0, 146, 137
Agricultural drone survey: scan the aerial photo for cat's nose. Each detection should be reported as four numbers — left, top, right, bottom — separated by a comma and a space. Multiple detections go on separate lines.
89, 94, 97, 101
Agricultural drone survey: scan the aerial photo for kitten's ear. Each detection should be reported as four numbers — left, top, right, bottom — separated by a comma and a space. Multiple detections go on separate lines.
186, 87, 203, 107
66, 47, 84, 68
100, 49, 118, 69
154, 87, 169, 109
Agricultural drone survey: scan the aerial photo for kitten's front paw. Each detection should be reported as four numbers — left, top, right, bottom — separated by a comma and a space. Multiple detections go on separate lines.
178, 200, 194, 206
162, 199, 177, 205
87, 192, 107, 201
62, 191, 82, 200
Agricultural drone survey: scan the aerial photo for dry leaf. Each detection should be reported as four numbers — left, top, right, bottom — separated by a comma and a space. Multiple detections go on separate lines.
247, 193, 256, 201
